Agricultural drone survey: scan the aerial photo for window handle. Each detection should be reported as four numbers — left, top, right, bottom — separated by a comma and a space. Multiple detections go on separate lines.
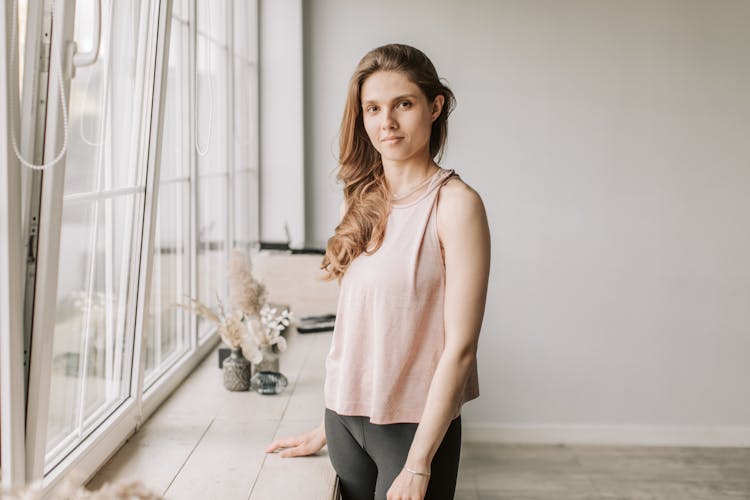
72, 0, 102, 68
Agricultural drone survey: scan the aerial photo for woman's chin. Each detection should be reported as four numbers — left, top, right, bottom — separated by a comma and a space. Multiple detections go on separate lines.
380, 152, 413, 163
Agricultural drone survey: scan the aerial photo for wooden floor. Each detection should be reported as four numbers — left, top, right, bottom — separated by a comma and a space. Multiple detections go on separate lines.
454, 442, 750, 500
86, 330, 750, 500
87, 332, 336, 499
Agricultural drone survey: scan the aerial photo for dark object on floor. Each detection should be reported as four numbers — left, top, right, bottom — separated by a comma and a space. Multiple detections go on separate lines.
297, 313, 336, 333
258, 240, 325, 254
290, 247, 326, 255
218, 346, 231, 368
259, 241, 290, 251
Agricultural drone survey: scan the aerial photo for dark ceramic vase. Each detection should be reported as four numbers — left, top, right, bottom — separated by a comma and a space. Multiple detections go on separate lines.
222, 348, 252, 391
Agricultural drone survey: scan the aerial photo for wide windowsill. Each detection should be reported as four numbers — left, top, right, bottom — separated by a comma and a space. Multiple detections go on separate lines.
87, 327, 336, 499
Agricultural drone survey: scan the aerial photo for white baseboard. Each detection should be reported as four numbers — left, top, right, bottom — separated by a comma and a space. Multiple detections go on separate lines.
462, 423, 750, 447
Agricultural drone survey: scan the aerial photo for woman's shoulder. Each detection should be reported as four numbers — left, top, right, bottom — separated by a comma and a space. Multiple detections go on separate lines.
435, 171, 488, 245
432, 170, 488, 256
436, 170, 488, 258
438, 171, 484, 213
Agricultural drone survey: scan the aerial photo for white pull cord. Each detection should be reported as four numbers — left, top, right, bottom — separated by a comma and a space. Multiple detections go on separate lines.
9, 0, 70, 171
194, 1, 213, 157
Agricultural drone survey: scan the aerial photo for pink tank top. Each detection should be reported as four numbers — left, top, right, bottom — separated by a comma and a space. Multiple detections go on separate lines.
324, 167, 480, 424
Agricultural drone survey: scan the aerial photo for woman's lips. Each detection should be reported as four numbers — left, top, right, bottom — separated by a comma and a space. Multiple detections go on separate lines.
382, 137, 404, 144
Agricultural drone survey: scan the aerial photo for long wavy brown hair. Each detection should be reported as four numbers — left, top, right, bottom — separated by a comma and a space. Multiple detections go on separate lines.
321, 43, 456, 282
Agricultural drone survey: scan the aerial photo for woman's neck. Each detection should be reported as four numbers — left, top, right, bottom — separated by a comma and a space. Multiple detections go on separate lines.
382, 159, 440, 198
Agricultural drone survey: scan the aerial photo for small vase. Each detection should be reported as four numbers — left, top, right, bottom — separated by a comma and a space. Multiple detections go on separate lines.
250, 370, 289, 395
251, 344, 280, 377
222, 348, 252, 391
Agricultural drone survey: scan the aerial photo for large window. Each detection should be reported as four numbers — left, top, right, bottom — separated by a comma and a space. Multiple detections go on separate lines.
232, 0, 259, 250
143, 0, 191, 386
196, 0, 230, 340
144, 0, 259, 384
10, 0, 259, 492
46, 0, 144, 471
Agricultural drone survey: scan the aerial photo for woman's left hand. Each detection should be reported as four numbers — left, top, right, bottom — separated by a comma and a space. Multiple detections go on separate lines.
386, 468, 430, 500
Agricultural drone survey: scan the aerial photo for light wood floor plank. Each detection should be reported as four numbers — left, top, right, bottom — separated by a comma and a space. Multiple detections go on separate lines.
163, 417, 278, 500
460, 442, 750, 500
86, 412, 213, 494
250, 418, 336, 500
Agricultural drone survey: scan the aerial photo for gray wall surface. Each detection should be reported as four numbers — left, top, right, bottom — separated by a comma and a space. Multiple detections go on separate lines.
302, 0, 750, 439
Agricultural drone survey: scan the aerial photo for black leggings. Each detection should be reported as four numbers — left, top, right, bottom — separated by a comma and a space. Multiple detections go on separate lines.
324, 408, 462, 500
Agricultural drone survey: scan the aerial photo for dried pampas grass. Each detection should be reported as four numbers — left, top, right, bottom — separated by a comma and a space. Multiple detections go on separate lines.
173, 296, 220, 323
1, 472, 162, 499
174, 295, 248, 351
228, 249, 267, 318
172, 248, 292, 362
215, 308, 246, 348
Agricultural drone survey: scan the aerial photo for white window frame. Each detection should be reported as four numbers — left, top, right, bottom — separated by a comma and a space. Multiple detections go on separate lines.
19, 0, 173, 493
1, 0, 27, 487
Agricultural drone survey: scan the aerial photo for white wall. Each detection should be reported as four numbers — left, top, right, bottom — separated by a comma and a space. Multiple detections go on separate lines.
259, 0, 305, 245
303, 0, 750, 444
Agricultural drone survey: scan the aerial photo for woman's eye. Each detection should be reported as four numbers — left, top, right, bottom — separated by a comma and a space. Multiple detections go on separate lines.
367, 106, 378, 112
399, 101, 411, 108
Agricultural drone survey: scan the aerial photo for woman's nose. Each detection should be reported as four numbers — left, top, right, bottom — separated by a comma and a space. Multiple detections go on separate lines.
381, 109, 397, 129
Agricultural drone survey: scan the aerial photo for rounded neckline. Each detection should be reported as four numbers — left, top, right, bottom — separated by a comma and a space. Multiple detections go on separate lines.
390, 168, 448, 209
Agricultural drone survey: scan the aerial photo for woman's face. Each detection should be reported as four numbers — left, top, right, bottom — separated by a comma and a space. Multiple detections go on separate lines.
360, 70, 444, 165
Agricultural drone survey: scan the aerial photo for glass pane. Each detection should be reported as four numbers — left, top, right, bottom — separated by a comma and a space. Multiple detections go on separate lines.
197, 174, 227, 338
233, 57, 257, 168
159, 18, 187, 180
233, 169, 258, 249
232, 0, 257, 62
172, 0, 187, 19
17, 0, 28, 92
196, 35, 228, 174
233, 55, 258, 248
232, 1, 259, 250
64, 0, 142, 195
195, 0, 230, 341
144, 16, 191, 384
145, 181, 190, 383
48, 194, 140, 461
197, 0, 226, 45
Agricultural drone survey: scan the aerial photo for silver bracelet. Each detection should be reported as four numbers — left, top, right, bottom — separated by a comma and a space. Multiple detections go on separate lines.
404, 466, 431, 477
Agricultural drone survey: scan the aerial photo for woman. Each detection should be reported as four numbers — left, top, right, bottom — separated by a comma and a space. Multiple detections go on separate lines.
265, 43, 490, 500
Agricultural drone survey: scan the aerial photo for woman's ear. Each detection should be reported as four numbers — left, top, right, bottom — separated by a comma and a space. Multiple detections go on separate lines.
431, 94, 445, 122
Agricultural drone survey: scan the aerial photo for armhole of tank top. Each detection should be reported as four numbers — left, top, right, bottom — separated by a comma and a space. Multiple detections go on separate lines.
431, 174, 455, 266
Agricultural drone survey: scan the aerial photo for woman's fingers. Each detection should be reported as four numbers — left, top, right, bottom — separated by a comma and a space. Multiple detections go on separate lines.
265, 435, 302, 453
278, 443, 312, 458
266, 428, 325, 457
